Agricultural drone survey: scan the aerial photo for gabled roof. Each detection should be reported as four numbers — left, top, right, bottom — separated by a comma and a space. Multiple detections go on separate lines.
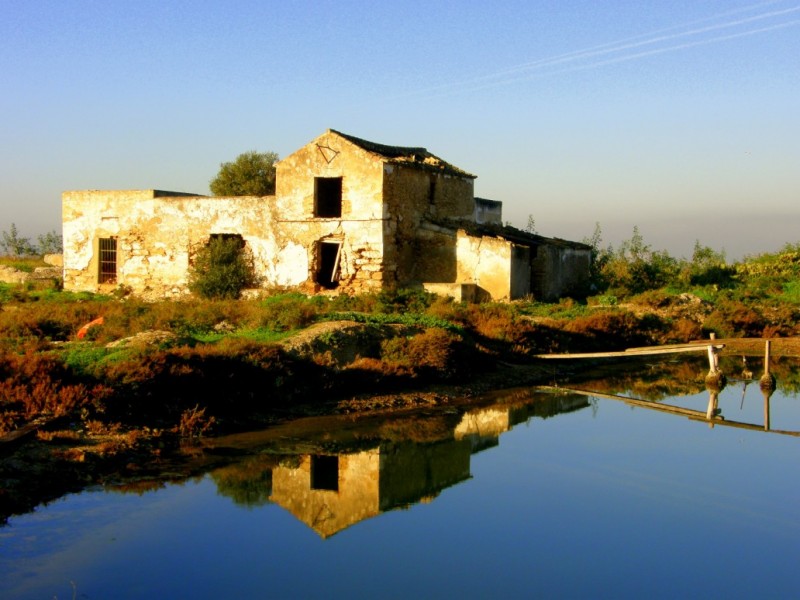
330, 129, 476, 178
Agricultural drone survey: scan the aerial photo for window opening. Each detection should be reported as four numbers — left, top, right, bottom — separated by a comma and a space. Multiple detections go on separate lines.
314, 177, 342, 218
316, 240, 342, 289
310, 455, 339, 491
428, 176, 436, 205
98, 237, 117, 284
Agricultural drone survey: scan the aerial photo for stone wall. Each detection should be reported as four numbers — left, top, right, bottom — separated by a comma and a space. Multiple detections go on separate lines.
474, 198, 503, 225
412, 223, 457, 284
455, 230, 515, 301
275, 131, 388, 290
62, 189, 386, 299
530, 244, 592, 301
61, 131, 590, 302
383, 164, 474, 286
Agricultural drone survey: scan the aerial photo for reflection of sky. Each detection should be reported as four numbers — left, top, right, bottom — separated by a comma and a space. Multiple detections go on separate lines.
1, 387, 798, 599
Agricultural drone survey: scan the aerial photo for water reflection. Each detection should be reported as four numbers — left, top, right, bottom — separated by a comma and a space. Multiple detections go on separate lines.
549, 356, 798, 437
202, 391, 590, 537
3, 358, 799, 599
193, 360, 798, 539
3, 355, 798, 537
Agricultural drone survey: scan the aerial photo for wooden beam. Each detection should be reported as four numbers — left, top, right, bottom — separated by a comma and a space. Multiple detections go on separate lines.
539, 386, 706, 417
533, 343, 724, 360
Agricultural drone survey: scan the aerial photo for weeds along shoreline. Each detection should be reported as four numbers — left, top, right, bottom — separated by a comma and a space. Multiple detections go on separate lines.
3, 276, 800, 436
3, 236, 800, 438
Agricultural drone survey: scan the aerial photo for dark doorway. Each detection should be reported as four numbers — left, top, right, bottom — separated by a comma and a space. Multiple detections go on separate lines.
316, 240, 342, 289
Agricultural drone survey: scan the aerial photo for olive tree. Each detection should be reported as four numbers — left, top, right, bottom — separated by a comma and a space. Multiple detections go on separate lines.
0, 223, 35, 256
37, 230, 63, 254
209, 151, 279, 196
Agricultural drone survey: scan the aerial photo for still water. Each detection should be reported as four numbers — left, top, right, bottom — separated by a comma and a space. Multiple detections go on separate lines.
1, 357, 799, 599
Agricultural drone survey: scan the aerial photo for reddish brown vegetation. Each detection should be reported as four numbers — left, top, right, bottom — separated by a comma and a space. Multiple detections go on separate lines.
0, 348, 110, 435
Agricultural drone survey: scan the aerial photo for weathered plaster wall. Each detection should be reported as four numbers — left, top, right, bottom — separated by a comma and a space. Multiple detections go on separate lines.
383, 165, 474, 285
63, 185, 386, 298
531, 245, 591, 301
275, 131, 387, 290
510, 244, 532, 299
410, 223, 457, 283
276, 131, 386, 221
64, 191, 286, 298
455, 230, 514, 301
474, 198, 503, 225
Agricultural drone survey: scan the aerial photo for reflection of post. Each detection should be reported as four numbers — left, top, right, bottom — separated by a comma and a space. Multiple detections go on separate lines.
759, 340, 777, 392
706, 389, 720, 425
763, 388, 772, 431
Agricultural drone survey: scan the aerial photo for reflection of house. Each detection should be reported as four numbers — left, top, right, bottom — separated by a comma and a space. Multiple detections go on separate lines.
62, 130, 591, 301
267, 392, 590, 538
270, 440, 472, 539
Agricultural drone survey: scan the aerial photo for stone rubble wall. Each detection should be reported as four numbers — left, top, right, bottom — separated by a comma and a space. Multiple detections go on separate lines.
62, 187, 387, 299
0, 263, 62, 285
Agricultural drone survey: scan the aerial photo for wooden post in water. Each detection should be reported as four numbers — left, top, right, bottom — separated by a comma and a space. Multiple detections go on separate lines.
705, 333, 726, 389
706, 333, 718, 371
759, 339, 776, 392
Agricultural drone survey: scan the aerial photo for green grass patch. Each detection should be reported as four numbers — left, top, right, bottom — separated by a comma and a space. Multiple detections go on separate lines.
0, 282, 109, 304
521, 300, 595, 319
0, 256, 47, 273
191, 327, 291, 345
58, 344, 137, 375
323, 310, 463, 333
781, 280, 800, 303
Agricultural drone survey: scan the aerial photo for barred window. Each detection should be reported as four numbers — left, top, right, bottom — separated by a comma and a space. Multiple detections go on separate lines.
98, 238, 117, 284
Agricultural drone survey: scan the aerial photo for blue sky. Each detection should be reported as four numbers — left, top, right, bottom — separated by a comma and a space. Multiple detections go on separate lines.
1, 0, 798, 259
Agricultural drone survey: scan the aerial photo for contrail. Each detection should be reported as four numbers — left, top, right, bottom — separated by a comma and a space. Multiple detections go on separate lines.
488, 5, 800, 80
472, 19, 800, 93
398, 1, 800, 99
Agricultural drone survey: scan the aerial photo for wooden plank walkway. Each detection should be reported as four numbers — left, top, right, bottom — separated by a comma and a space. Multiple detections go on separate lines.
533, 341, 724, 360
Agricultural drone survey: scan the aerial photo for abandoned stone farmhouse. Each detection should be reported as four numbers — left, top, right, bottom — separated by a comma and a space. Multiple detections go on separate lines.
62, 129, 591, 301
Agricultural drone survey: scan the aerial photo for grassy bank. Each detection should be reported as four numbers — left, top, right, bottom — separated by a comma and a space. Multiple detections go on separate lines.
1, 240, 800, 438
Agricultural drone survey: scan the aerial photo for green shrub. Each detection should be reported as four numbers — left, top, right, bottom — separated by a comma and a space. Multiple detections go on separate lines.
380, 328, 470, 379
189, 236, 258, 300
375, 288, 434, 313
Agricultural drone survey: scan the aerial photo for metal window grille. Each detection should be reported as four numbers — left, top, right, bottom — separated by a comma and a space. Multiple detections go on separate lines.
98, 238, 117, 283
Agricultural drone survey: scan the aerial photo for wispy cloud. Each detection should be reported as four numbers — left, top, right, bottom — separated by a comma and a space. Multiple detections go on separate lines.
400, 1, 800, 99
